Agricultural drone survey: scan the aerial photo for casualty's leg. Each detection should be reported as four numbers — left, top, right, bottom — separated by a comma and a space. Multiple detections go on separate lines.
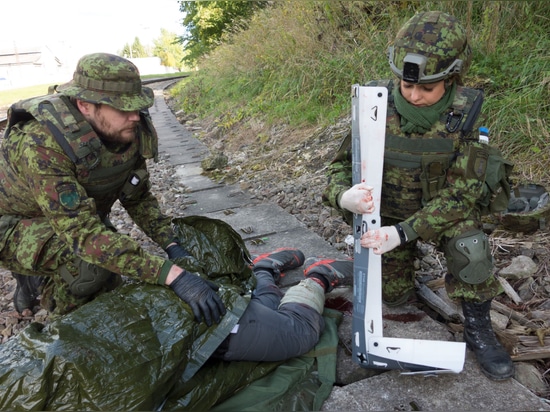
249, 247, 306, 309
214, 250, 352, 362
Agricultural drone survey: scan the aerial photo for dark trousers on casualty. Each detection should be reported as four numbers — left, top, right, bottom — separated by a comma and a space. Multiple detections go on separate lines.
213, 271, 325, 362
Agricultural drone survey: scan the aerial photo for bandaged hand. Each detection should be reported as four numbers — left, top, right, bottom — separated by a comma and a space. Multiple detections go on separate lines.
339, 183, 375, 214
361, 225, 401, 255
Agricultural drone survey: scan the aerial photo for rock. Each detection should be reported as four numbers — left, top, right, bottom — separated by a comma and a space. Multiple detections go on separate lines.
517, 277, 536, 301
499, 255, 538, 280
201, 152, 229, 171
514, 362, 548, 396
490, 309, 509, 330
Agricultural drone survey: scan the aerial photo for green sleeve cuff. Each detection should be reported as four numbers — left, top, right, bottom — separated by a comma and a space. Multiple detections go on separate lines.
157, 260, 174, 285
336, 191, 343, 209
160, 234, 179, 250
399, 221, 419, 242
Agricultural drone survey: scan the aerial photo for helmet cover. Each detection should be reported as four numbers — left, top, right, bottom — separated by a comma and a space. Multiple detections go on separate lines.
388, 11, 472, 83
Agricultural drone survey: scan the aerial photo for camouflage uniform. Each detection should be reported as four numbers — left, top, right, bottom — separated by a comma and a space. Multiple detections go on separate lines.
319, 11, 514, 380
0, 53, 175, 314
323, 79, 502, 304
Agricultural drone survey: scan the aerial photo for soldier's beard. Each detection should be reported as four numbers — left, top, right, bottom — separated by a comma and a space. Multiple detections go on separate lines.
87, 117, 137, 146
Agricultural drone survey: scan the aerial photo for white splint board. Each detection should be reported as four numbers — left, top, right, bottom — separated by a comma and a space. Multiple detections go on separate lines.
350, 85, 465, 374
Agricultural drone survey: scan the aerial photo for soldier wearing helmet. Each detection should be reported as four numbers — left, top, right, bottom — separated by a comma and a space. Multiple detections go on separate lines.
317, 11, 514, 380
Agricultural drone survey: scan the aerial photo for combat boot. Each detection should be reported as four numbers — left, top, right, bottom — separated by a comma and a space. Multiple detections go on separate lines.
462, 299, 515, 380
303, 257, 353, 292
12, 272, 45, 313
252, 248, 305, 281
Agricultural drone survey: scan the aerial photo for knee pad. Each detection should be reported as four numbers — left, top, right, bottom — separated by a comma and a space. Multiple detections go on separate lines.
445, 230, 493, 285
59, 258, 115, 297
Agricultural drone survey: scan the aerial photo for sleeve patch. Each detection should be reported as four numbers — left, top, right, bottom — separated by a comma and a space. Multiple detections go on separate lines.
56, 183, 80, 210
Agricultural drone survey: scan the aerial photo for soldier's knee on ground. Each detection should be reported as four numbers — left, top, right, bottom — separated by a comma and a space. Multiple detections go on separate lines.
59, 258, 118, 297
444, 230, 492, 285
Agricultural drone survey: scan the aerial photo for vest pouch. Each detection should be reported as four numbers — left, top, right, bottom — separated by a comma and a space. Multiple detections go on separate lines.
119, 169, 151, 202
420, 155, 450, 204
477, 145, 514, 215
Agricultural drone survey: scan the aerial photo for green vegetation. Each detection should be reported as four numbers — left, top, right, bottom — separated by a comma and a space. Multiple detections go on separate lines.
171, 1, 550, 183
0, 84, 52, 110
153, 30, 188, 72
178, 1, 269, 66
121, 37, 149, 59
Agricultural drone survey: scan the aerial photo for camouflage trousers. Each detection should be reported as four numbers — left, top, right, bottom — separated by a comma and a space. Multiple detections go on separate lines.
381, 217, 503, 305
0, 215, 120, 316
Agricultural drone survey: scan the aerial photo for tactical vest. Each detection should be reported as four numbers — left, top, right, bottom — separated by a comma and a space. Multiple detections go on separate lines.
6, 95, 159, 217
359, 79, 483, 220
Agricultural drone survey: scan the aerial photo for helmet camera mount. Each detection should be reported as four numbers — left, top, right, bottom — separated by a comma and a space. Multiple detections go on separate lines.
388, 46, 464, 84
402, 53, 427, 84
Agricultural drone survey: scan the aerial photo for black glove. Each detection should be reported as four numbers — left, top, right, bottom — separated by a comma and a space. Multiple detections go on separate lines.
166, 243, 191, 260
170, 270, 226, 326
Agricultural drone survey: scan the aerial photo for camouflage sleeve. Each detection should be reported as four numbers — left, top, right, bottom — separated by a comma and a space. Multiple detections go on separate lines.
322, 131, 354, 224
19, 123, 172, 285
120, 159, 175, 250
403, 140, 487, 241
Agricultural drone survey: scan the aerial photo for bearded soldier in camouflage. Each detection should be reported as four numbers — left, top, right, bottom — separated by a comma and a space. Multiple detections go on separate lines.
313, 11, 514, 380
0, 53, 228, 322
1, 53, 352, 364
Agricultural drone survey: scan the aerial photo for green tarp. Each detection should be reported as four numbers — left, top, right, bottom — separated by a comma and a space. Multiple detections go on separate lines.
0, 216, 341, 410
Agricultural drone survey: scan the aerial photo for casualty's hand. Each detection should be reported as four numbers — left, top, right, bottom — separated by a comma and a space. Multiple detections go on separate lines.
361, 226, 401, 255
165, 243, 191, 260
169, 270, 226, 326
340, 183, 375, 214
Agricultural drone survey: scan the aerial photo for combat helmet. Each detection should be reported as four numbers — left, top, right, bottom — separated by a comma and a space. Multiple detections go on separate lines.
502, 183, 550, 234
388, 11, 472, 84
57, 53, 154, 111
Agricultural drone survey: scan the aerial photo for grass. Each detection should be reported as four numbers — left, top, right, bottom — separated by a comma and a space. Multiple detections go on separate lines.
171, 1, 549, 185
0, 84, 53, 109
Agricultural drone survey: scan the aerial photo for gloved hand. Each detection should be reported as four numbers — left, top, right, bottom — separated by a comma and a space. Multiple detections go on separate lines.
339, 183, 375, 214
170, 270, 226, 326
166, 243, 191, 260
361, 225, 401, 255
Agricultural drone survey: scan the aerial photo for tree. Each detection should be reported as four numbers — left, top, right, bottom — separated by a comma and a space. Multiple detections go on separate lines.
178, 1, 268, 65
153, 29, 187, 71
121, 37, 149, 59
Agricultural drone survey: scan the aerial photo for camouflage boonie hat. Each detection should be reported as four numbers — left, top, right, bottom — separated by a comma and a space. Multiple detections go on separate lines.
502, 184, 550, 233
388, 11, 472, 84
57, 53, 154, 111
